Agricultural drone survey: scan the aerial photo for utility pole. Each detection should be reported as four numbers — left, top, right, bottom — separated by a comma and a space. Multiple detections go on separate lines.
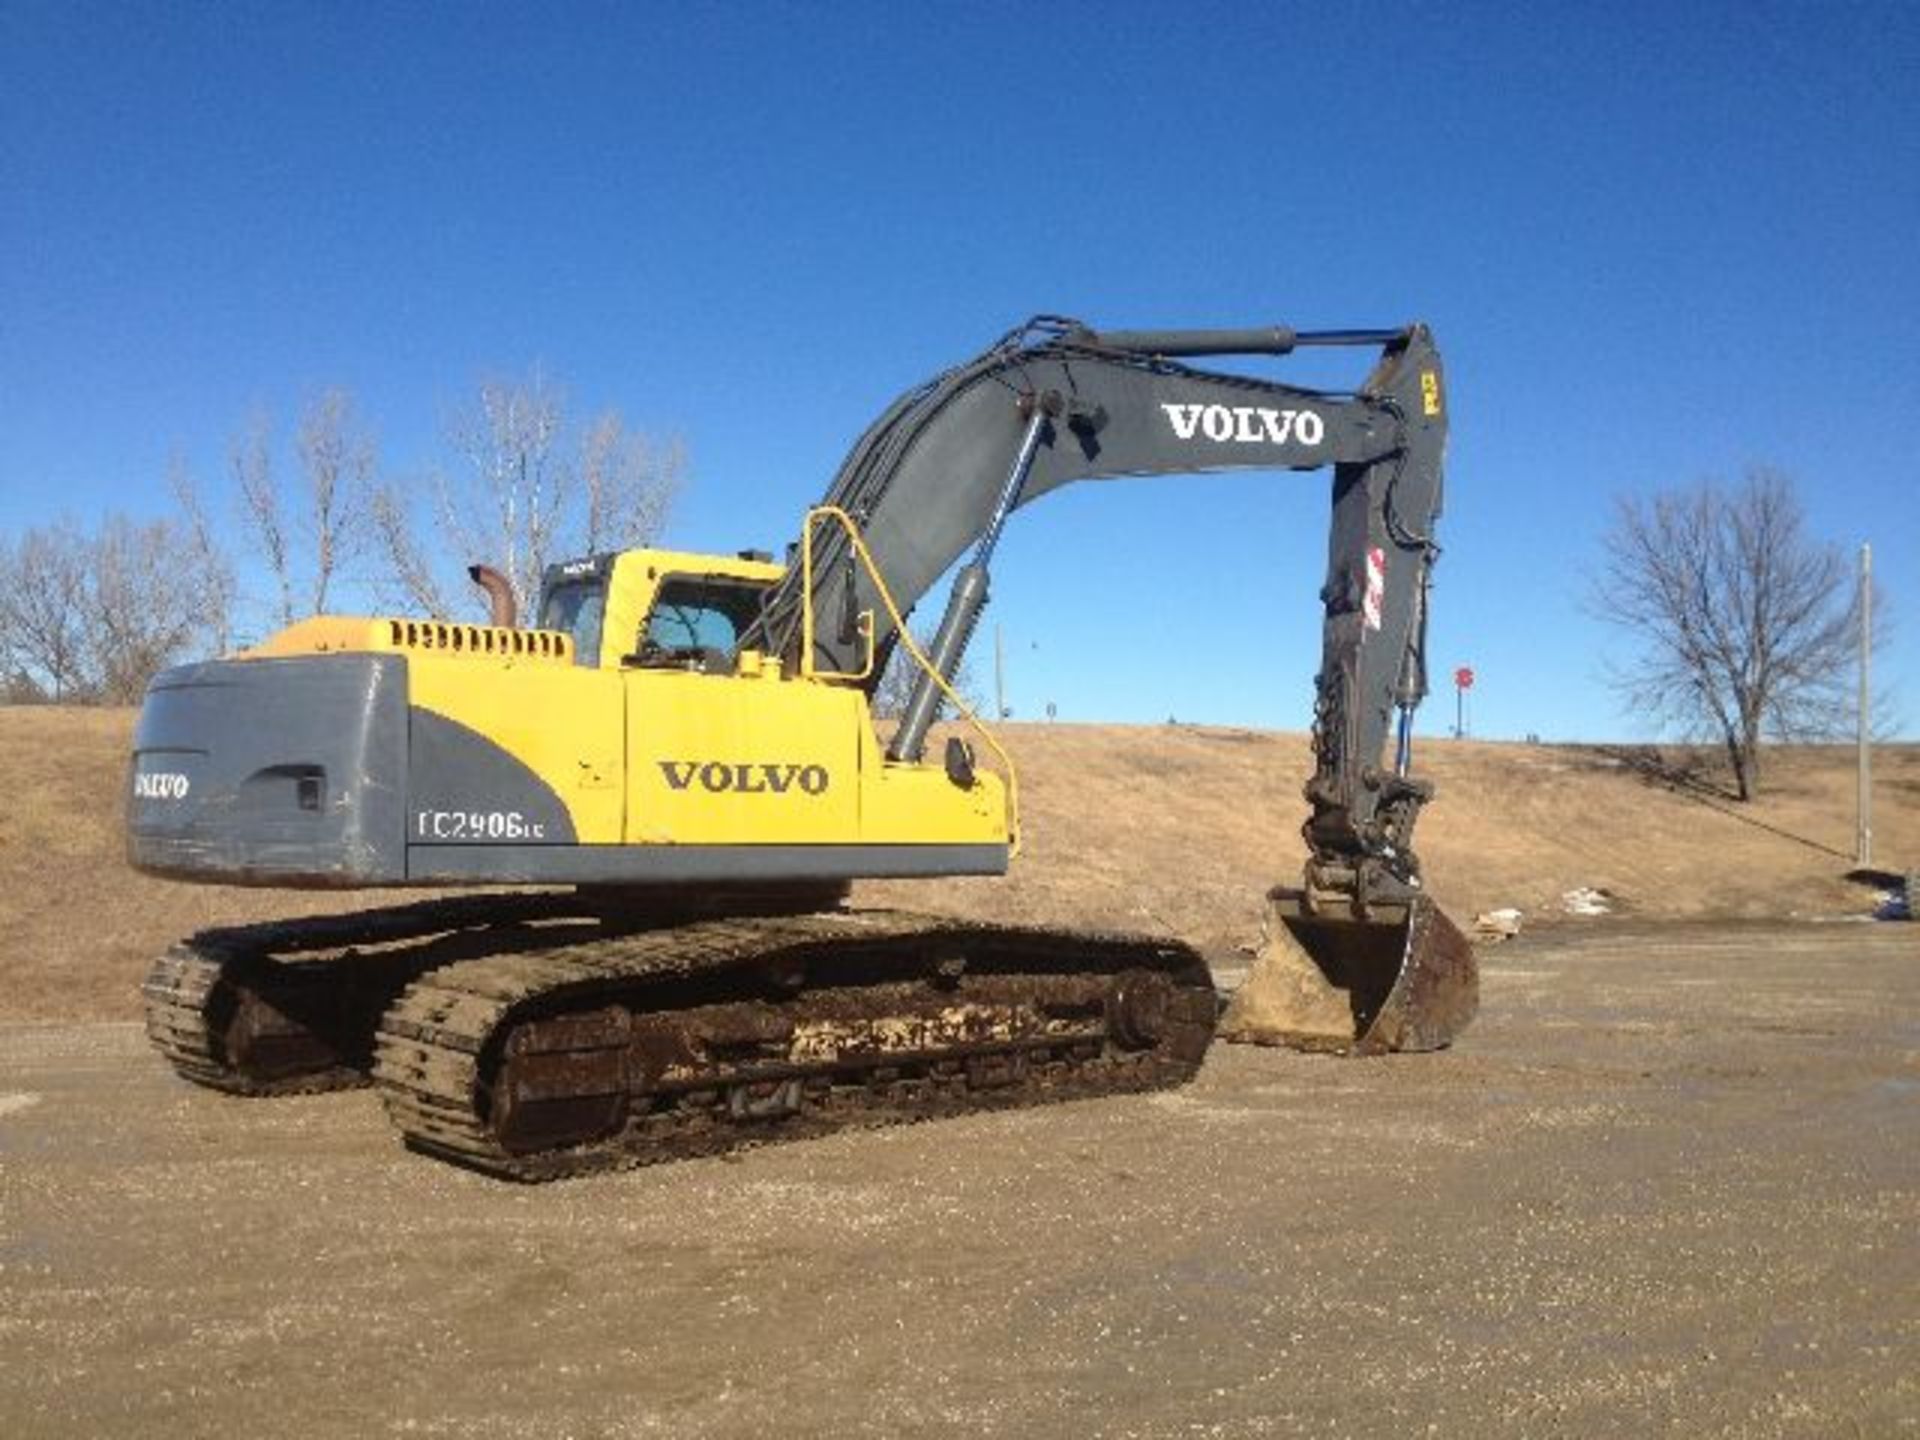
1856, 543, 1872, 868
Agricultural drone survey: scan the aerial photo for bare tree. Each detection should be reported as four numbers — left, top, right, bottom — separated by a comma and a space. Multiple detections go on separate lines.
232, 389, 375, 628
294, 388, 374, 615
374, 370, 681, 623
89, 516, 207, 703
168, 455, 235, 656
1590, 467, 1881, 799
580, 412, 683, 556
0, 512, 222, 704
230, 408, 291, 628
0, 522, 93, 700
0, 668, 44, 704
439, 371, 566, 620
369, 485, 455, 620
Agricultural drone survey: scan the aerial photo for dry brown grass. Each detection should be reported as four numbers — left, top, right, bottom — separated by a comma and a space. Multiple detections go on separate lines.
866, 721, 1919, 951
3, 707, 1912, 1023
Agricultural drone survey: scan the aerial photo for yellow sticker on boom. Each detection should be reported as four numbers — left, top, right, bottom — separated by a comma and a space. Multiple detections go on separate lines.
1421, 370, 1442, 417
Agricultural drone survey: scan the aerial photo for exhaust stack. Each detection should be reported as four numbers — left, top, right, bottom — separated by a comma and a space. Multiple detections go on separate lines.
468, 564, 517, 629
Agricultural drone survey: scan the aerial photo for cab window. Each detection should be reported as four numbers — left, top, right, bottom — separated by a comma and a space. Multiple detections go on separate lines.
538, 579, 607, 668
634, 576, 768, 672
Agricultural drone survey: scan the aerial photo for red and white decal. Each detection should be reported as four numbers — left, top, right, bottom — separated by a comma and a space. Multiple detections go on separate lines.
1362, 547, 1386, 630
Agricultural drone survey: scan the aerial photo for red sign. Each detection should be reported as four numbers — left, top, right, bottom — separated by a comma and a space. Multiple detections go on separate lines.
1454, 666, 1475, 690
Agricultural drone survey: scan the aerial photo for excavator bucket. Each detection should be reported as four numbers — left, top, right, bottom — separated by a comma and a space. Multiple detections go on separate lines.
1219, 888, 1478, 1054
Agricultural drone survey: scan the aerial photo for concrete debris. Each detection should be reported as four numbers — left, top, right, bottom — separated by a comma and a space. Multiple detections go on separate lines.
1472, 908, 1524, 941
1561, 886, 1615, 917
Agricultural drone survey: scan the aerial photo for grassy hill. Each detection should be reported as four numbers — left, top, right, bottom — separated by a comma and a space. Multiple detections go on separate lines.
2, 707, 1911, 1021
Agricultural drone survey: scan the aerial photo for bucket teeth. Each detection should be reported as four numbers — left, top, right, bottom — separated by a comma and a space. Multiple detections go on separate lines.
1219, 889, 1478, 1055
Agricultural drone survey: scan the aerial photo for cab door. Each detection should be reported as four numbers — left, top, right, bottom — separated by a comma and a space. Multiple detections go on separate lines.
615, 566, 862, 847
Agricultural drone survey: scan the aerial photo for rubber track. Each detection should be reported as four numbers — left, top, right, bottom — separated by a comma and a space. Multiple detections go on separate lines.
373, 910, 1217, 1182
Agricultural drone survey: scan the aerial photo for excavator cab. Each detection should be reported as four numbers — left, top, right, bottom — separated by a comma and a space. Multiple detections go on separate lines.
533, 549, 783, 674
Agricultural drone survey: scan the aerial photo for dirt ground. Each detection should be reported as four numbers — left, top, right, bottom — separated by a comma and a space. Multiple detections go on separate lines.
3, 920, 1914, 1439
2, 708, 1914, 1434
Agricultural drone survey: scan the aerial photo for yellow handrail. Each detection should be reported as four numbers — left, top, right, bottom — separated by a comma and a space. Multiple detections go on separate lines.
800, 504, 1021, 854
799, 507, 876, 682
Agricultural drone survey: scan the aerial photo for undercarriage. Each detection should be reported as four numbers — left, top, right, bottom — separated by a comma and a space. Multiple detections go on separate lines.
143, 896, 1218, 1180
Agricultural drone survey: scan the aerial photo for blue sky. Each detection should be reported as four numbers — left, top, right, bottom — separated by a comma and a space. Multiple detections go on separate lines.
3, 1, 1915, 739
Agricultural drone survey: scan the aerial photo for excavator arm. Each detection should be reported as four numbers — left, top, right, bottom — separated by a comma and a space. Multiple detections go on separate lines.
746, 316, 1449, 912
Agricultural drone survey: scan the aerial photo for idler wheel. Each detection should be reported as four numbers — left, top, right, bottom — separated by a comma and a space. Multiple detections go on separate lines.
1107, 969, 1174, 1050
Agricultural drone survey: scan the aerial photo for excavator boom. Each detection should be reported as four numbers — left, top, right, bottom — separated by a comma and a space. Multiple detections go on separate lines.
747, 317, 1448, 905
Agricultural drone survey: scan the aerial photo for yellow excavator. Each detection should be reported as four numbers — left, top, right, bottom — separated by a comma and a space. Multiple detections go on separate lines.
130, 317, 1476, 1179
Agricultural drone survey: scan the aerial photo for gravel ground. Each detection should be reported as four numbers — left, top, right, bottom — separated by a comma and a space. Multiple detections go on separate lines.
2, 920, 1914, 1438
